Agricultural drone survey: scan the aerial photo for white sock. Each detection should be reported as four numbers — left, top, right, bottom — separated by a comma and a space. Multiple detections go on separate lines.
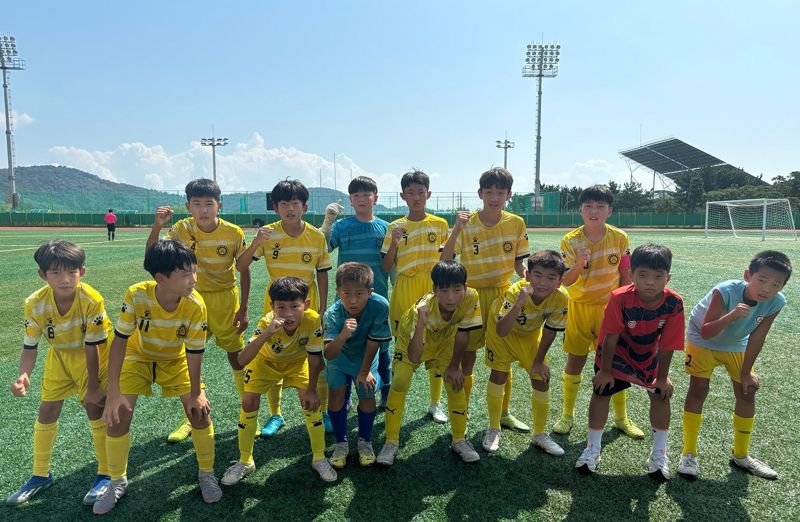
587, 429, 603, 451
652, 427, 668, 456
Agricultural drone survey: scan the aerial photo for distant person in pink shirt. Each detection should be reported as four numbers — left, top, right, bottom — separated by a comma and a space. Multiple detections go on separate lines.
104, 209, 118, 241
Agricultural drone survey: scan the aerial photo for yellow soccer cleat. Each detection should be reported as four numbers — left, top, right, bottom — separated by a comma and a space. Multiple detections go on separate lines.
614, 418, 645, 439
167, 418, 192, 443
552, 415, 574, 435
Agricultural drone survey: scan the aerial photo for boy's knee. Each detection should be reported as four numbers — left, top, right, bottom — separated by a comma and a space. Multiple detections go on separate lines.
241, 393, 260, 412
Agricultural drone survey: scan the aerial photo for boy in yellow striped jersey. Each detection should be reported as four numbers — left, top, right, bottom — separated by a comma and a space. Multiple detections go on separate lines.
147, 178, 251, 443
482, 250, 569, 456
440, 167, 530, 431
237, 179, 333, 437
554, 184, 642, 438
6, 241, 112, 507
381, 170, 450, 423
96, 239, 221, 515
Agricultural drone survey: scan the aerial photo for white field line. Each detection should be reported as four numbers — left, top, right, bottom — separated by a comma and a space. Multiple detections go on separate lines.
0, 238, 142, 253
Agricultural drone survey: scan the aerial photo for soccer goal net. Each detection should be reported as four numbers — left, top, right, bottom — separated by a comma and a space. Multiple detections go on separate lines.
705, 199, 797, 240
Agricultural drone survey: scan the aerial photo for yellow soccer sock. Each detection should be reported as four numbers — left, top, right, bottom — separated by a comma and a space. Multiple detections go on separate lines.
192, 422, 216, 473
611, 389, 628, 422
732, 413, 755, 459
463, 374, 474, 406
561, 372, 582, 418
502, 371, 513, 414
486, 381, 505, 430
384, 390, 406, 444
232, 369, 245, 399
106, 432, 131, 480
428, 367, 444, 405
32, 420, 58, 477
682, 411, 703, 455
89, 418, 109, 476
238, 409, 259, 465
317, 376, 329, 413
268, 385, 283, 416
446, 380, 468, 442
304, 409, 326, 461
531, 389, 550, 436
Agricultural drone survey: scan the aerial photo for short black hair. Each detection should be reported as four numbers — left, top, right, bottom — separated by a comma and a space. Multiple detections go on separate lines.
349, 176, 378, 195
108, 209, 113, 213
431, 260, 467, 289
144, 239, 197, 278
269, 277, 310, 302
271, 179, 309, 205
527, 249, 567, 276
479, 167, 513, 191
34, 240, 85, 272
749, 250, 792, 283
185, 178, 221, 201
401, 170, 430, 191
630, 243, 672, 273
335, 262, 373, 289
579, 184, 614, 206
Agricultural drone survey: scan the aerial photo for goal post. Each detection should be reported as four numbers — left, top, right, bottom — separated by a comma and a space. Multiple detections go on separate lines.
705, 198, 797, 241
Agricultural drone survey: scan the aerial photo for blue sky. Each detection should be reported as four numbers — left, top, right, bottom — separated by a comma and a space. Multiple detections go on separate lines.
4, 1, 798, 195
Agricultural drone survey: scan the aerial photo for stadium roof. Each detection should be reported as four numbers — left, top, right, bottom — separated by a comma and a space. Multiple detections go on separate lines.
619, 137, 728, 175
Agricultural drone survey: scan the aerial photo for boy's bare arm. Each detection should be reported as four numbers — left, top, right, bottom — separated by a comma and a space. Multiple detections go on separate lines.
407, 307, 427, 363
317, 270, 328, 318
234, 265, 251, 334
700, 290, 750, 339
741, 311, 779, 396
324, 318, 356, 360
238, 326, 275, 367
237, 227, 271, 272
496, 288, 532, 337
381, 226, 405, 273
356, 340, 380, 393
10, 347, 37, 397
653, 349, 675, 400
592, 333, 618, 393
531, 328, 558, 385
440, 211, 468, 261
445, 330, 469, 390
146, 206, 174, 252
83, 343, 103, 406
103, 335, 130, 425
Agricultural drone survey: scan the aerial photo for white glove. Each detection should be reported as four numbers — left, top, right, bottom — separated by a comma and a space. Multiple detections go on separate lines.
325, 200, 344, 219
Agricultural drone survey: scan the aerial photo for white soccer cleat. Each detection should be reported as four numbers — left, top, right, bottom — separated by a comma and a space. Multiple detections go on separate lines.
575, 447, 601, 474
647, 452, 671, 481
312, 459, 338, 482
198, 471, 222, 503
92, 476, 128, 515
428, 403, 448, 424
451, 440, 480, 463
532, 434, 565, 456
730, 453, 778, 480
482, 428, 501, 453
221, 461, 256, 486
377, 442, 399, 467
678, 453, 699, 479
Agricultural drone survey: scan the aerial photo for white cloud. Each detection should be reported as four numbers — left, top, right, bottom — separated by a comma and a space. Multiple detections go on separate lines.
1, 110, 34, 128
510, 158, 632, 192
47, 133, 401, 195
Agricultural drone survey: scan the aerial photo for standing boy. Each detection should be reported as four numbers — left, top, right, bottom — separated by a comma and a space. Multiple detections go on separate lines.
441, 167, 530, 431
377, 260, 482, 466
679, 251, 791, 480
221, 277, 337, 485
237, 179, 332, 437
324, 263, 392, 468
147, 178, 251, 443
7, 240, 112, 507
482, 250, 569, 456
381, 170, 450, 423
556, 184, 642, 438
96, 239, 221, 514
575, 244, 684, 479
320, 176, 392, 408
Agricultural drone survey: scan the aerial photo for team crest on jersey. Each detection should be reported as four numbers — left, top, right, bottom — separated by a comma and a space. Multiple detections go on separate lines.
756, 315, 765, 324
608, 254, 620, 265
301, 252, 313, 263
627, 320, 637, 328
299, 337, 308, 346
503, 241, 513, 253
176, 324, 188, 338
216, 245, 228, 256
427, 232, 437, 243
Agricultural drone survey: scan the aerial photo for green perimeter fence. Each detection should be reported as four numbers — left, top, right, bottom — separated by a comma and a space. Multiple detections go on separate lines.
0, 211, 711, 229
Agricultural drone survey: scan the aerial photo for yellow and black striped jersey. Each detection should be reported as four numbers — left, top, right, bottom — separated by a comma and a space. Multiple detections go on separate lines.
166, 217, 247, 292
381, 214, 449, 277
114, 281, 207, 362
23, 283, 110, 350
253, 221, 332, 285
560, 224, 630, 304
450, 211, 530, 288
493, 280, 569, 336
249, 309, 323, 364
395, 287, 482, 352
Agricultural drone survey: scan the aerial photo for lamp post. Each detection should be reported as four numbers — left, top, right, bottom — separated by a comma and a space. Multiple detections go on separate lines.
495, 139, 514, 169
522, 42, 560, 211
200, 136, 228, 184
1, 35, 25, 210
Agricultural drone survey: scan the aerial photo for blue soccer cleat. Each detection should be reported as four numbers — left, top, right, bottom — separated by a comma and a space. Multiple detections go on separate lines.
83, 474, 112, 505
6, 474, 53, 506
260, 414, 285, 438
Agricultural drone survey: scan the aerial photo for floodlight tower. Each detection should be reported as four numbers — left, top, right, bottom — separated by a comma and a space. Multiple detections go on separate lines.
1, 35, 25, 210
495, 139, 514, 169
200, 136, 228, 184
522, 42, 560, 211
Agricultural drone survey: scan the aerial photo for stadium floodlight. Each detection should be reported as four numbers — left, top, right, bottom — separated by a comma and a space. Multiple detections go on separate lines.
522, 41, 561, 211
200, 136, 229, 184
495, 139, 514, 169
1, 34, 25, 210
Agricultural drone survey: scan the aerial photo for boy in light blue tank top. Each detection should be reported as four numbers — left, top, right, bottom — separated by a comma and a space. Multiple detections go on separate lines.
679, 250, 791, 481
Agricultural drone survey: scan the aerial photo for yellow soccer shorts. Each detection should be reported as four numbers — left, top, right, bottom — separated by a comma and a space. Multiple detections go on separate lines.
466, 286, 507, 352
200, 286, 244, 352
392, 336, 452, 373
563, 301, 605, 356
389, 272, 432, 332
41, 342, 110, 402
263, 280, 320, 315
243, 357, 311, 394
684, 341, 746, 383
119, 356, 202, 397
485, 324, 547, 381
